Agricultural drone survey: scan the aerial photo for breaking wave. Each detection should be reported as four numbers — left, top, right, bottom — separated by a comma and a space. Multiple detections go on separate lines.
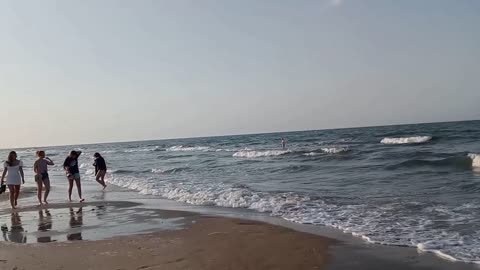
469, 153, 480, 168
151, 167, 190, 174
387, 155, 478, 170
167, 145, 211, 152
381, 136, 432, 145
232, 149, 292, 158
124, 146, 162, 153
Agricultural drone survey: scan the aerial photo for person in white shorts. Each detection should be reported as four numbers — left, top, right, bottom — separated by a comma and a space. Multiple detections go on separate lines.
1, 151, 25, 209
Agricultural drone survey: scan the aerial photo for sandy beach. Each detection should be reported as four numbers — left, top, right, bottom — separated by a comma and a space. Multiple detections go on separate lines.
1, 213, 332, 270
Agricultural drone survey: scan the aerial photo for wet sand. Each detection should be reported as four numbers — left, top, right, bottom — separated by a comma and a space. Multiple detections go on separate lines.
0, 214, 332, 270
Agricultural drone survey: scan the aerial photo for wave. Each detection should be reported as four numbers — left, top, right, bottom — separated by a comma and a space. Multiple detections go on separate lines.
468, 153, 480, 168
79, 163, 91, 169
166, 145, 210, 152
303, 147, 350, 156
381, 136, 432, 145
124, 146, 162, 153
110, 169, 151, 174
105, 175, 480, 264
321, 147, 350, 154
388, 154, 480, 171
151, 167, 189, 174
232, 149, 292, 158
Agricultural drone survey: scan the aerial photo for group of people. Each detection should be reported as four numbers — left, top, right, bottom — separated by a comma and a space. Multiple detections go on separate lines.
0, 150, 108, 209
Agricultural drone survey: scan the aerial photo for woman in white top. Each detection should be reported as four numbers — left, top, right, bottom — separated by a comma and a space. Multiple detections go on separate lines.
1, 151, 25, 209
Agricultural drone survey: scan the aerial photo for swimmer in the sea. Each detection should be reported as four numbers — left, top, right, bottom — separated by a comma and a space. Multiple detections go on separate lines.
281, 138, 286, 149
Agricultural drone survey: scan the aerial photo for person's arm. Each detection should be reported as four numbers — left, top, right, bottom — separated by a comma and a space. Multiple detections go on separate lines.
63, 158, 70, 172
46, 158, 54, 166
1, 165, 7, 184
20, 166, 25, 184
76, 151, 82, 157
34, 160, 38, 174
19, 161, 25, 184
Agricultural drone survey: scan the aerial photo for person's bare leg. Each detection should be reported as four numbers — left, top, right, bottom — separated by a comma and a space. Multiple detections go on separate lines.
14, 185, 20, 207
8, 185, 15, 209
95, 172, 104, 187
101, 173, 107, 190
75, 178, 84, 202
68, 178, 74, 202
97, 171, 107, 190
43, 179, 50, 204
36, 178, 43, 205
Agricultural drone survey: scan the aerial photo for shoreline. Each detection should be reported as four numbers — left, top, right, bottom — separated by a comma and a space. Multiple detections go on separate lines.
0, 199, 477, 270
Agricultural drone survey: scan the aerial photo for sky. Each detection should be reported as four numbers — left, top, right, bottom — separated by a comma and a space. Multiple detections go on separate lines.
0, 0, 479, 148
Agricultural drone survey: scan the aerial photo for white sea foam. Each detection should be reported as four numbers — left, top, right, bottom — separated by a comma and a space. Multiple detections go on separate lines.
321, 147, 349, 154
167, 145, 210, 152
79, 163, 90, 169
124, 146, 160, 153
468, 153, 480, 168
303, 147, 349, 156
417, 244, 458, 262
304, 152, 321, 157
151, 167, 187, 174
232, 149, 292, 158
104, 169, 480, 264
381, 136, 432, 145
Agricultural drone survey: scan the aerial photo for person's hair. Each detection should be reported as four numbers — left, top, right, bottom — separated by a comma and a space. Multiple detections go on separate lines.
6, 151, 17, 166
94, 152, 101, 158
70, 150, 77, 157
37, 150, 45, 157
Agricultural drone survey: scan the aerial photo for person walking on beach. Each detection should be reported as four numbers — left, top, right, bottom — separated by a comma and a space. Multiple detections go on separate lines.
281, 138, 286, 149
93, 152, 107, 190
34, 151, 54, 205
0, 151, 25, 209
63, 150, 84, 202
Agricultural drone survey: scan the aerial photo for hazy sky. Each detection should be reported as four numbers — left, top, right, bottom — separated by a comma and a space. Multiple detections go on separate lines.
0, 0, 479, 148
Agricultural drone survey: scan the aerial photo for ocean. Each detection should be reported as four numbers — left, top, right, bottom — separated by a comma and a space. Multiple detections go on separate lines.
1, 120, 479, 264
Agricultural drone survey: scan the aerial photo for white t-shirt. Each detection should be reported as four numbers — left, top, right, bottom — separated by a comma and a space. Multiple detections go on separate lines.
3, 160, 23, 185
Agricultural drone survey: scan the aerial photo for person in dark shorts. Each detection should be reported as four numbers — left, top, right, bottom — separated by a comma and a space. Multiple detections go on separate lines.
93, 153, 107, 190
34, 151, 54, 205
63, 150, 84, 202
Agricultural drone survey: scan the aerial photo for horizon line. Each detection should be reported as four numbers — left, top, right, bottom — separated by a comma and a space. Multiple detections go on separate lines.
2, 118, 479, 151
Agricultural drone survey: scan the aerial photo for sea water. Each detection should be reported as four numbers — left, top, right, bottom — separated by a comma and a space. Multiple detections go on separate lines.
1, 120, 479, 263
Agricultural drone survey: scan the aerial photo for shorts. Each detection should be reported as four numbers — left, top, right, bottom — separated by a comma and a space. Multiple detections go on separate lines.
35, 173, 50, 183
67, 173, 81, 180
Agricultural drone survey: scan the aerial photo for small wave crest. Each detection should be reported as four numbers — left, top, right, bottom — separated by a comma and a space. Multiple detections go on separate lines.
321, 147, 350, 154
468, 153, 480, 168
167, 145, 210, 152
303, 147, 350, 156
388, 154, 480, 171
124, 146, 162, 153
79, 163, 91, 169
381, 136, 432, 145
151, 167, 189, 174
233, 149, 292, 158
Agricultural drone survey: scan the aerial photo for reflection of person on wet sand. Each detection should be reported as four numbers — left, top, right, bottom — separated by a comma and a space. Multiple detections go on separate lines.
37, 210, 53, 243
67, 207, 83, 241
4, 212, 27, 243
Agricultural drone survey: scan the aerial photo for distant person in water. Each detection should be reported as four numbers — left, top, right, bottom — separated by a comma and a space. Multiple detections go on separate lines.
281, 138, 286, 149
63, 150, 84, 202
93, 153, 107, 190
1, 151, 25, 209
34, 151, 54, 205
